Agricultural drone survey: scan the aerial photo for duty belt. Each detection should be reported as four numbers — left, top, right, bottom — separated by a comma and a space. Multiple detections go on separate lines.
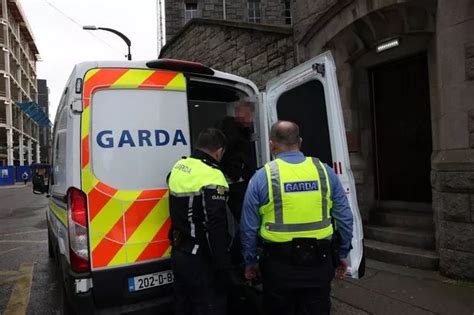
263, 239, 332, 257
171, 231, 209, 256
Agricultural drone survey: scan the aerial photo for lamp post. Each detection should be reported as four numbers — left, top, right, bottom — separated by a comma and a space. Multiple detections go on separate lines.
83, 25, 132, 61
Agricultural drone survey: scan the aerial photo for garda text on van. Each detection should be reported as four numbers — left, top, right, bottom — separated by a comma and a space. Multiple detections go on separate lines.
96, 129, 188, 148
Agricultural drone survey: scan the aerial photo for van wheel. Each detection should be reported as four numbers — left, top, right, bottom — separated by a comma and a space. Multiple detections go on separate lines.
48, 230, 54, 258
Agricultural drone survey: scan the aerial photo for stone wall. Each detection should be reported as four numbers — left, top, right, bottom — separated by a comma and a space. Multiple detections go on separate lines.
431, 171, 474, 280
160, 19, 294, 90
165, 0, 290, 40
431, 0, 474, 280
261, 0, 289, 25
290, 0, 474, 279
466, 44, 474, 149
292, 0, 337, 51
165, 0, 185, 42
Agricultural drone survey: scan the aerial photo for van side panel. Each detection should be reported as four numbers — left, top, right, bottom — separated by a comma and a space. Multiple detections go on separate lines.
49, 91, 73, 262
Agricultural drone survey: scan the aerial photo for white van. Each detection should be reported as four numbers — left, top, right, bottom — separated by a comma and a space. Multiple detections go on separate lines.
42, 51, 364, 313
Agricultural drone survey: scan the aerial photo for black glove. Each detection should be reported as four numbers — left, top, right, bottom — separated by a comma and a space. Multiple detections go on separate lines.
214, 269, 235, 289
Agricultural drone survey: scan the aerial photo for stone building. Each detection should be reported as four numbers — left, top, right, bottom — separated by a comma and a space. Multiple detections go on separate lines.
162, 19, 294, 89
164, 0, 292, 40
0, 0, 43, 167
161, 0, 474, 280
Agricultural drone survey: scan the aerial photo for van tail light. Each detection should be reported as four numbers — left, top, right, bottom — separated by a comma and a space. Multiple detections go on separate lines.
67, 187, 90, 273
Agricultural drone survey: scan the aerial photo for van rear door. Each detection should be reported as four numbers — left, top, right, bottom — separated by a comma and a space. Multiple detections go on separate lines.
264, 51, 365, 278
81, 68, 190, 305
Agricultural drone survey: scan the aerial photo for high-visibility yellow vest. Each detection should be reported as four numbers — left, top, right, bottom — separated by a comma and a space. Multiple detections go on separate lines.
168, 157, 229, 195
259, 157, 334, 242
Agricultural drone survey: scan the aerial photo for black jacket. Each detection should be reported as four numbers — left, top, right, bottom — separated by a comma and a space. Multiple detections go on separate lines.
168, 150, 232, 270
216, 116, 257, 182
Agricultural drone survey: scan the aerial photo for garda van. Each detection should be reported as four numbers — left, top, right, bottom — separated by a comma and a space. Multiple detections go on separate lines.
40, 52, 364, 313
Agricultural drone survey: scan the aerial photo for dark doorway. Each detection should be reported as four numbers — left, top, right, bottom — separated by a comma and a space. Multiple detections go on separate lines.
371, 54, 432, 203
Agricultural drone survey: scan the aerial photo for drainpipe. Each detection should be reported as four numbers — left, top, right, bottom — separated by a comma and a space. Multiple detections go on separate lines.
223, 0, 226, 20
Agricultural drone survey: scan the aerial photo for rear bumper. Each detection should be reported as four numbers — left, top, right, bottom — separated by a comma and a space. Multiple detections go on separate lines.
61, 258, 173, 314
66, 283, 173, 315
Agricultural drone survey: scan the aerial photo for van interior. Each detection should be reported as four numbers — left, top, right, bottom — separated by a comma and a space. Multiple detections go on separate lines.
185, 76, 333, 171
186, 77, 261, 166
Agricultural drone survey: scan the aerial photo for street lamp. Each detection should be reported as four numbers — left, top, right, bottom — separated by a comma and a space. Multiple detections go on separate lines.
83, 25, 132, 61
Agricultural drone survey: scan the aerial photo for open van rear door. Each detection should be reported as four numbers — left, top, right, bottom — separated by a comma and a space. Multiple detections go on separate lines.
263, 51, 365, 278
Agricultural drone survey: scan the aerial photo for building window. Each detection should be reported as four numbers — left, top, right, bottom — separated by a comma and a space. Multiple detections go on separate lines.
248, 1, 261, 24
284, 0, 292, 25
184, 2, 198, 24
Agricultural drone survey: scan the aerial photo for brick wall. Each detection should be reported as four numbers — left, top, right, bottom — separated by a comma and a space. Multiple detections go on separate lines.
160, 19, 294, 89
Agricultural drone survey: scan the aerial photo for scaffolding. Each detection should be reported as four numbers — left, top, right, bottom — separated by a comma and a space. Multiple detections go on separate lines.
0, 0, 42, 166
157, 0, 166, 54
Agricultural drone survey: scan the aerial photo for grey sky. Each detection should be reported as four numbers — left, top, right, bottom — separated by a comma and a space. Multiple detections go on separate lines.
21, 0, 159, 120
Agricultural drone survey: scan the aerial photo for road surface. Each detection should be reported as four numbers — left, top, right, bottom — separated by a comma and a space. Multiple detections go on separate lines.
0, 184, 61, 314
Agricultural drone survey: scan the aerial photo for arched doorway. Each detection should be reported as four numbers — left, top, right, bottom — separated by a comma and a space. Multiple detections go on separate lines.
298, 1, 439, 270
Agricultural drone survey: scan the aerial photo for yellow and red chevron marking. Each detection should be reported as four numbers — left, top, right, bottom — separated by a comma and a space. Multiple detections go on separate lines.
81, 68, 186, 269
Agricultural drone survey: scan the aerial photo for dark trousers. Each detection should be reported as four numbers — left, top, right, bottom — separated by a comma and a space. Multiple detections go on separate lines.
171, 249, 227, 315
227, 181, 248, 220
260, 245, 335, 315
228, 181, 248, 265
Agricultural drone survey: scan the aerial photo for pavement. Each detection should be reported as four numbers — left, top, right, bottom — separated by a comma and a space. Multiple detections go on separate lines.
0, 182, 30, 189
332, 260, 474, 314
0, 184, 473, 314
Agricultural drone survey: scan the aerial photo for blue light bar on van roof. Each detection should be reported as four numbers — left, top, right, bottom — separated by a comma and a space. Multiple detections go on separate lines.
15, 101, 52, 128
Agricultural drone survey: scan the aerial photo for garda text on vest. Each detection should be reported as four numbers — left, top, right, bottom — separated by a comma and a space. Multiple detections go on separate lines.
284, 180, 319, 193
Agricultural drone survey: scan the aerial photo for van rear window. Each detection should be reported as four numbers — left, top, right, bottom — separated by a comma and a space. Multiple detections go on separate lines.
90, 89, 191, 190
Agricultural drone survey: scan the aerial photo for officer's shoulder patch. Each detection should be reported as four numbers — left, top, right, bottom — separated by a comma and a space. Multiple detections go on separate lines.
217, 186, 226, 195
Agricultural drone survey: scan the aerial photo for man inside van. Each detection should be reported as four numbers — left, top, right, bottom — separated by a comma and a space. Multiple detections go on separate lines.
241, 121, 353, 315
168, 128, 234, 315
216, 100, 257, 220
217, 101, 257, 266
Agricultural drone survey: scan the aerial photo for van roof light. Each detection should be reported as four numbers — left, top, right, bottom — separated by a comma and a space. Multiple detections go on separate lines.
146, 59, 215, 76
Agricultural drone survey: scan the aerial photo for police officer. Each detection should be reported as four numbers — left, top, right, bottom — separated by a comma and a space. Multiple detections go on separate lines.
168, 128, 234, 315
241, 121, 354, 315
